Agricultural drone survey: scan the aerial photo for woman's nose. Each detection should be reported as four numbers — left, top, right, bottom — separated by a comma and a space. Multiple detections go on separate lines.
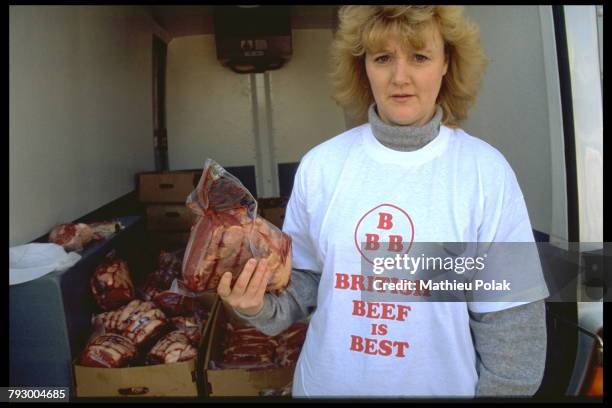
391, 58, 411, 86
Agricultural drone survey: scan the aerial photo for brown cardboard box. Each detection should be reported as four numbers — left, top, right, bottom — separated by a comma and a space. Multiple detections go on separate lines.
74, 359, 199, 397
260, 207, 286, 230
138, 171, 200, 203
258, 197, 289, 230
203, 304, 295, 396
73, 293, 219, 397
147, 205, 196, 232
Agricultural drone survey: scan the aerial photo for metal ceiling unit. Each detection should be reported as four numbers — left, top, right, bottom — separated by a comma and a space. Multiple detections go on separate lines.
213, 6, 292, 74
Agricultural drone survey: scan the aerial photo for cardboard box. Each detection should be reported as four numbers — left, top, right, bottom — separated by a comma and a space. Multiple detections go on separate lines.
74, 293, 219, 397
258, 197, 289, 230
138, 171, 200, 203
260, 207, 286, 230
74, 359, 198, 397
258, 197, 289, 209
203, 304, 295, 396
147, 205, 196, 232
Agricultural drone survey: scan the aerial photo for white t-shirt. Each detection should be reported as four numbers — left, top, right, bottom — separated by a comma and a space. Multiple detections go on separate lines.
284, 124, 549, 397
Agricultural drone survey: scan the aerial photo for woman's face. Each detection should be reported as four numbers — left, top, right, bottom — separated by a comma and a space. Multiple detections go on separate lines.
365, 27, 448, 127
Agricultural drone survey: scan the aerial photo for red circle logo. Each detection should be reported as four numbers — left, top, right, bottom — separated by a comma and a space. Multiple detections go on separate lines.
354, 203, 415, 264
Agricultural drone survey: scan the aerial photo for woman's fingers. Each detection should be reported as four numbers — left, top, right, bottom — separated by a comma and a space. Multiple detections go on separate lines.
255, 263, 274, 300
218, 258, 272, 315
231, 258, 257, 297
245, 259, 268, 298
217, 271, 233, 299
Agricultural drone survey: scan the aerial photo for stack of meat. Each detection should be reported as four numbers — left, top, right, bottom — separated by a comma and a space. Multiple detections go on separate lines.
49, 220, 124, 252
215, 321, 308, 370
79, 332, 138, 369
219, 323, 279, 370
144, 277, 210, 365
79, 250, 211, 368
182, 159, 292, 295
92, 299, 168, 348
145, 331, 198, 365
141, 249, 211, 342
275, 323, 308, 368
152, 279, 206, 318
170, 315, 206, 346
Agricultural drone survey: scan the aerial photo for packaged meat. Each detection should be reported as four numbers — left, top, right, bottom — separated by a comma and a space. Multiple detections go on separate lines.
79, 328, 137, 368
152, 278, 206, 317
90, 253, 135, 311
213, 320, 308, 371
49, 223, 94, 252
217, 322, 278, 370
182, 158, 292, 293
89, 220, 124, 240
276, 322, 308, 349
92, 299, 168, 348
140, 284, 163, 302
275, 322, 308, 368
171, 314, 207, 345
158, 249, 183, 275
139, 250, 183, 301
146, 331, 198, 365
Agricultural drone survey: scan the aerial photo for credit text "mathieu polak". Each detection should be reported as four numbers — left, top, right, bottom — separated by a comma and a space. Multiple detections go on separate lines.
335, 274, 511, 294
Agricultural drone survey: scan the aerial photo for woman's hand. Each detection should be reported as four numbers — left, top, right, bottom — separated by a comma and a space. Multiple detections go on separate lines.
217, 258, 273, 317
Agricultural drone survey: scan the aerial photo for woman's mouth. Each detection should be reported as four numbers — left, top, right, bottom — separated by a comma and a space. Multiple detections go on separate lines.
391, 95, 414, 102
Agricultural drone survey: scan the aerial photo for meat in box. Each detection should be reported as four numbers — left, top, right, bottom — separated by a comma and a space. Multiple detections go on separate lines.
73, 293, 219, 397
203, 302, 308, 396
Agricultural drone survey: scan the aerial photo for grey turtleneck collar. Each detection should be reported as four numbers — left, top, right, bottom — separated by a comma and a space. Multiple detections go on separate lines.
368, 103, 443, 152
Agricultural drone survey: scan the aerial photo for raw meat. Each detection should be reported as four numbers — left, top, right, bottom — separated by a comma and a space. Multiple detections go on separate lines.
182, 159, 292, 294
49, 223, 94, 251
79, 333, 137, 368
146, 331, 197, 365
93, 300, 167, 348
183, 209, 291, 293
90, 257, 135, 311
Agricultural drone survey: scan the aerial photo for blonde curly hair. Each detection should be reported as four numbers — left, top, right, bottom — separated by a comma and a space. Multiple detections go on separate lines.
330, 6, 488, 127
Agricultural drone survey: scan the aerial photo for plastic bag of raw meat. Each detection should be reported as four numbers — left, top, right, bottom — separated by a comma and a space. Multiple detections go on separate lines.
145, 330, 198, 365
49, 223, 94, 251
92, 299, 168, 349
152, 278, 209, 317
170, 313, 208, 345
90, 251, 135, 311
214, 322, 279, 370
139, 249, 184, 301
79, 319, 137, 368
182, 158, 292, 294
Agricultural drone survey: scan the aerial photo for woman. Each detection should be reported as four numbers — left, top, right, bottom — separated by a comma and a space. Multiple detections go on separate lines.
218, 6, 548, 397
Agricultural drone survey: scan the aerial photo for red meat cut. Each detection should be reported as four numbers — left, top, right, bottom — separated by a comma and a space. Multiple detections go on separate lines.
90, 257, 135, 311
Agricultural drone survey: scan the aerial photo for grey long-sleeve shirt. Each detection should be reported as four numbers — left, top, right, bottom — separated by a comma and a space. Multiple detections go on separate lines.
234, 268, 547, 397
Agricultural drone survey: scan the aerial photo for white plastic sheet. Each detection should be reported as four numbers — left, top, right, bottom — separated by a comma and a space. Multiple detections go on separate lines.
9, 243, 81, 285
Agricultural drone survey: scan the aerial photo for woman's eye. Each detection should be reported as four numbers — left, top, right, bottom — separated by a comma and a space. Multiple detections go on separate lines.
374, 55, 391, 64
414, 54, 429, 63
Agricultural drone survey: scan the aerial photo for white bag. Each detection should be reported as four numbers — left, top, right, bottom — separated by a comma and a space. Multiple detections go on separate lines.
9, 243, 81, 286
